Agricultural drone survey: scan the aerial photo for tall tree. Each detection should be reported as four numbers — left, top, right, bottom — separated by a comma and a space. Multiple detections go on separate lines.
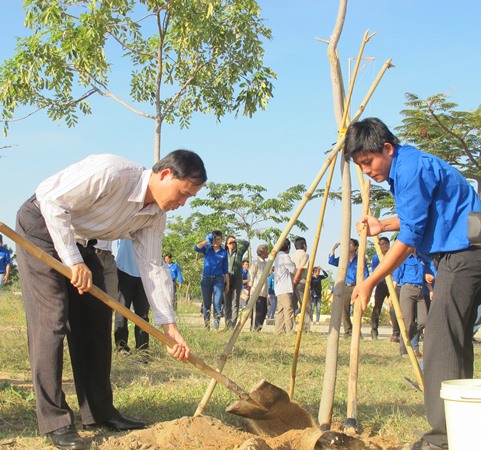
0, 0, 275, 161
396, 92, 481, 195
189, 182, 308, 258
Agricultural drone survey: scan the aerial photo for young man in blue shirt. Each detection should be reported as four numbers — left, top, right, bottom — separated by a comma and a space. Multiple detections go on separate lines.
345, 117, 481, 450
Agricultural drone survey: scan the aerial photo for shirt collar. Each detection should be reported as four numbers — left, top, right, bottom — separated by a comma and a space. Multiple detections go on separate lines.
129, 169, 162, 215
388, 145, 400, 194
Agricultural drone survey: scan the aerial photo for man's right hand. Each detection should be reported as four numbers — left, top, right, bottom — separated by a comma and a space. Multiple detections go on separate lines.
356, 216, 383, 237
205, 233, 214, 244
70, 263, 92, 294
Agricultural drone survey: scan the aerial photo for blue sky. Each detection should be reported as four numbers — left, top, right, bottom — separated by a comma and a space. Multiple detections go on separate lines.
1, 1, 480, 268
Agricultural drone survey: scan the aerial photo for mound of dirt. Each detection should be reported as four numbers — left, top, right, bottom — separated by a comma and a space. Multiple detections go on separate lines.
94, 416, 388, 450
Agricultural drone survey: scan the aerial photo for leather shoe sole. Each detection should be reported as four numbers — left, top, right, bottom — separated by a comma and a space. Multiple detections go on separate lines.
48, 425, 86, 450
83, 415, 145, 432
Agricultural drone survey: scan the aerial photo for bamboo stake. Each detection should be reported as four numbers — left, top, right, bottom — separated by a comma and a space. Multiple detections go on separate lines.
343, 180, 370, 435
289, 153, 337, 399
194, 59, 393, 416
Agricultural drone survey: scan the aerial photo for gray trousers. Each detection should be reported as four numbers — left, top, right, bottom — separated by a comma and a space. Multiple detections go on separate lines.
16, 196, 116, 434
422, 246, 481, 448
399, 284, 427, 355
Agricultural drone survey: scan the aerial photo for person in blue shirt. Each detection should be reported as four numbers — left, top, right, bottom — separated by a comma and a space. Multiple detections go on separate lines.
115, 239, 150, 353
328, 238, 369, 336
345, 117, 481, 450
392, 249, 427, 357
164, 253, 184, 311
370, 236, 400, 341
266, 268, 276, 320
194, 231, 229, 331
0, 234, 11, 289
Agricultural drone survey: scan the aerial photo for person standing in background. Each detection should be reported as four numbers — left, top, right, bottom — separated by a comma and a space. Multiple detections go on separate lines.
329, 238, 369, 336
115, 239, 150, 354
224, 236, 249, 329
267, 268, 277, 321
310, 266, 328, 323
195, 231, 229, 332
291, 237, 311, 331
0, 234, 11, 289
164, 252, 183, 311
274, 239, 296, 334
248, 244, 269, 331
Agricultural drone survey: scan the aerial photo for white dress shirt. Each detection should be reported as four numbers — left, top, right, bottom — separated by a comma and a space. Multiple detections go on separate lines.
36, 153, 174, 325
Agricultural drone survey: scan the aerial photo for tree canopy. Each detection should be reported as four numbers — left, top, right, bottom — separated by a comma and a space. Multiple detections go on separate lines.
396, 92, 481, 195
0, 0, 276, 161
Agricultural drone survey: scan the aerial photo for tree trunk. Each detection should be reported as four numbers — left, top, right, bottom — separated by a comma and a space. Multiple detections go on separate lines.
317, 0, 349, 431
154, 115, 162, 163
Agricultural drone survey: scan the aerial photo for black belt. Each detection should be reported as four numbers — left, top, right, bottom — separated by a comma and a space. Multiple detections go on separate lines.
203, 275, 223, 278
403, 283, 423, 289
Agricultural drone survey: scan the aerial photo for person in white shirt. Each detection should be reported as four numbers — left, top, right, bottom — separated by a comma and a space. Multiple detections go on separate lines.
273, 239, 296, 334
15, 150, 206, 450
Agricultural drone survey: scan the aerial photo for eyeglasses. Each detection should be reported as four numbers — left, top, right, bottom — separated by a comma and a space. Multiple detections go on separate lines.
228, 241, 237, 245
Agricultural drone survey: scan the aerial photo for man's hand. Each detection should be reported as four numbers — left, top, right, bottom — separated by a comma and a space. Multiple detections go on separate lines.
70, 263, 92, 294
162, 323, 190, 362
356, 216, 383, 237
351, 280, 375, 313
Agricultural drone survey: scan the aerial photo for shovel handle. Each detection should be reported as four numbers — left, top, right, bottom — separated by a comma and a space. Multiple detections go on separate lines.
0, 222, 254, 403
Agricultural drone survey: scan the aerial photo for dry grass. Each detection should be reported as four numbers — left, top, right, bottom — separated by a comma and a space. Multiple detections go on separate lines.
1, 291, 480, 448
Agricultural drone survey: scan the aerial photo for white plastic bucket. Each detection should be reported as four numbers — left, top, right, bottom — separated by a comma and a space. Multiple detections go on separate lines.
440, 379, 481, 450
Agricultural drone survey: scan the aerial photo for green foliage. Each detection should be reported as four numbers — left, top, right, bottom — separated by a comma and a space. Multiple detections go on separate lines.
0, 0, 276, 159
396, 92, 481, 195
162, 215, 204, 299
190, 182, 308, 250
163, 182, 308, 295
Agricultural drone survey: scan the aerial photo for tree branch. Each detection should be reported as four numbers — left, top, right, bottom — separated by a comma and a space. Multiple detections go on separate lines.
425, 101, 481, 171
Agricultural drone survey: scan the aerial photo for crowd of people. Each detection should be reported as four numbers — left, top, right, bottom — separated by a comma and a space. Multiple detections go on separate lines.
8, 117, 481, 450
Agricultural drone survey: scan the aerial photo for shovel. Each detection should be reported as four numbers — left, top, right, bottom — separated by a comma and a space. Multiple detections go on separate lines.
0, 222, 268, 412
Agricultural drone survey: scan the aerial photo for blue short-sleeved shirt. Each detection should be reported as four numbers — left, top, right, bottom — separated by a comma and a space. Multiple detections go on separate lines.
328, 253, 369, 284
195, 243, 228, 276
393, 253, 425, 286
389, 145, 481, 254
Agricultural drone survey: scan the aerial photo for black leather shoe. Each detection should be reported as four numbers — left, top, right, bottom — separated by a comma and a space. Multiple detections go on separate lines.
48, 425, 86, 449
84, 414, 145, 431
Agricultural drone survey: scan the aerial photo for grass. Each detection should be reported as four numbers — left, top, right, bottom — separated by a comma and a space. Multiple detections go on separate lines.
1, 290, 480, 448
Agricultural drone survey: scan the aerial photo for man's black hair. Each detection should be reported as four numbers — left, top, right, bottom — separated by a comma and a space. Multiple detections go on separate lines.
152, 149, 207, 186
344, 117, 400, 162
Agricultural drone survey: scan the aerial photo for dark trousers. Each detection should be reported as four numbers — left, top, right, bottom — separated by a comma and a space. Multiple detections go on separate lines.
16, 196, 116, 435
114, 269, 150, 350
224, 275, 242, 328
342, 285, 355, 334
371, 282, 389, 331
251, 296, 267, 331
399, 284, 427, 355
422, 247, 481, 448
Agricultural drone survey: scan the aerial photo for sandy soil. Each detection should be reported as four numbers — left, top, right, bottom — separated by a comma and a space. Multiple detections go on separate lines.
84, 415, 401, 450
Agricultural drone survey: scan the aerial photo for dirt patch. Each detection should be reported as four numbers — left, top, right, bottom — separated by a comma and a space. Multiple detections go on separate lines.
90, 416, 399, 450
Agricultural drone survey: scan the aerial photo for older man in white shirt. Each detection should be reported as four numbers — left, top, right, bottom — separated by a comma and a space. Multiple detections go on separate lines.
15, 150, 206, 450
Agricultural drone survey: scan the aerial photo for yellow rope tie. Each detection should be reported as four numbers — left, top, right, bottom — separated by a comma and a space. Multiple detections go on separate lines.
337, 128, 347, 139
